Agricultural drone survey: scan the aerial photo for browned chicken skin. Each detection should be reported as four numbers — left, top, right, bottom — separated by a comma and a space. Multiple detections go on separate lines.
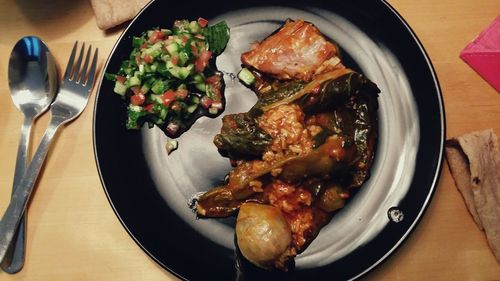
241, 19, 342, 81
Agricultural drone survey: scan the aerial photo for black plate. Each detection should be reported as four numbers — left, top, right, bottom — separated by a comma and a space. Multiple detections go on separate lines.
93, 0, 444, 280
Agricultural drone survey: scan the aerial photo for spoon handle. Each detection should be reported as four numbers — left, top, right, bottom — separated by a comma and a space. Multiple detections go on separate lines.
0, 117, 33, 273
0, 116, 65, 264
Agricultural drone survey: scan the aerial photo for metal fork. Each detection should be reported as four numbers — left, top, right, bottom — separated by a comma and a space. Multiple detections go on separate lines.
0, 42, 98, 263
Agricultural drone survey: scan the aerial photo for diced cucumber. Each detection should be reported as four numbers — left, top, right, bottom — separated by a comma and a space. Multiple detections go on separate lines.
140, 84, 150, 94
151, 80, 165, 94
127, 76, 141, 87
194, 82, 206, 92
123, 66, 134, 76
208, 107, 219, 114
177, 51, 189, 66
129, 104, 143, 112
238, 68, 255, 85
186, 104, 198, 114
192, 73, 204, 83
161, 29, 172, 36
144, 42, 162, 58
113, 81, 127, 95
191, 96, 200, 104
150, 63, 158, 72
189, 21, 202, 34
133, 71, 143, 79
166, 42, 179, 55
150, 94, 163, 104
178, 65, 193, 80
166, 60, 175, 69
168, 64, 193, 80
160, 107, 168, 119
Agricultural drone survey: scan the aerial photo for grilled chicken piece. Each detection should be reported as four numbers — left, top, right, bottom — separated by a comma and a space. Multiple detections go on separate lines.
241, 19, 342, 81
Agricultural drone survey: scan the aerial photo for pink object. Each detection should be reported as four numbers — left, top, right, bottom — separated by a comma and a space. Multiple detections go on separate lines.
460, 16, 500, 93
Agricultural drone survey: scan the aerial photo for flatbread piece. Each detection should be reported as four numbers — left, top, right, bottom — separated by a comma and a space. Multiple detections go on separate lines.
445, 129, 500, 263
89, 0, 150, 30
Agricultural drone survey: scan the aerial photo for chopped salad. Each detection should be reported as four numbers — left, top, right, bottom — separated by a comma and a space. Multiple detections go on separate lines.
106, 18, 230, 137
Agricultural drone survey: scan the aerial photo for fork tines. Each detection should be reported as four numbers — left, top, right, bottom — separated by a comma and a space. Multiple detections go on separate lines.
64, 41, 98, 91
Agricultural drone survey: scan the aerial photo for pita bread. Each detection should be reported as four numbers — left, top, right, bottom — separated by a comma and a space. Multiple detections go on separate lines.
89, 0, 150, 30
445, 129, 500, 263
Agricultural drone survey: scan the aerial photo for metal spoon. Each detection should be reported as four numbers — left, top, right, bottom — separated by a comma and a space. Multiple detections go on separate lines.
3, 36, 58, 273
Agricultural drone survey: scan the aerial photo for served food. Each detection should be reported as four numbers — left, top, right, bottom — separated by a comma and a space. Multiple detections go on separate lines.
196, 19, 380, 270
106, 18, 230, 137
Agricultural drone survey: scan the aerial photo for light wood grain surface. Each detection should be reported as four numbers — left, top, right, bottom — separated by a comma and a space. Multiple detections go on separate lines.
0, 0, 499, 280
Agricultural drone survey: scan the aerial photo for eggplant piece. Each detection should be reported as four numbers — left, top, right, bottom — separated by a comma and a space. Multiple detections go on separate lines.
213, 113, 272, 159
314, 183, 347, 212
279, 135, 357, 182
196, 136, 355, 217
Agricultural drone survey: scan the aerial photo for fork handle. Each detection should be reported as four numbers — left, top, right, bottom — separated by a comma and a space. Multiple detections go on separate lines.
0, 116, 66, 263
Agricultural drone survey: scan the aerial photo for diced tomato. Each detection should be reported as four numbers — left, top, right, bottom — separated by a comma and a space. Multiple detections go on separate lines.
171, 55, 179, 66
205, 75, 221, 84
130, 93, 145, 106
198, 17, 208, 28
181, 34, 189, 43
116, 75, 126, 84
149, 30, 165, 43
175, 88, 188, 100
195, 50, 211, 72
140, 42, 148, 50
144, 103, 154, 112
190, 44, 199, 57
143, 54, 153, 64
130, 86, 142, 95
206, 75, 222, 100
162, 90, 176, 106
200, 95, 212, 109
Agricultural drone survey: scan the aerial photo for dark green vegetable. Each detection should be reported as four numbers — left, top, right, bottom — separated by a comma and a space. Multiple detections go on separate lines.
298, 72, 380, 113
249, 80, 305, 116
203, 21, 230, 55
213, 113, 272, 159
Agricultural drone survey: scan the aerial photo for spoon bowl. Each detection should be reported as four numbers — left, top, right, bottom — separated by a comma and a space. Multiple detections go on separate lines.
8, 36, 58, 117
3, 36, 58, 273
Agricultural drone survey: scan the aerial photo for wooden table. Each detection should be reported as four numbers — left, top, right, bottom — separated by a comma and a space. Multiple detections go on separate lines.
0, 0, 499, 280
